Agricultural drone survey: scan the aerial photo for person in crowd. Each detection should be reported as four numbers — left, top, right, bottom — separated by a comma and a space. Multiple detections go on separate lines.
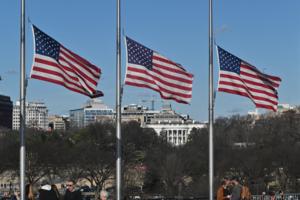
9, 194, 17, 200
241, 180, 251, 200
99, 190, 108, 200
217, 177, 231, 200
64, 180, 82, 200
1, 192, 10, 200
25, 184, 35, 200
260, 191, 266, 200
51, 184, 61, 200
39, 180, 59, 200
279, 190, 284, 200
270, 191, 276, 200
231, 177, 242, 200
11, 192, 18, 200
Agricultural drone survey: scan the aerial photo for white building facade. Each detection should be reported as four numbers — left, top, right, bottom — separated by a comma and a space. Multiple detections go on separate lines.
13, 101, 48, 130
143, 122, 205, 145
142, 104, 206, 146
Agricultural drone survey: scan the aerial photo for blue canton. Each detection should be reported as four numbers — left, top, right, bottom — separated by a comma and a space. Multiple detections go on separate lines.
34, 25, 60, 61
126, 37, 153, 70
218, 46, 241, 74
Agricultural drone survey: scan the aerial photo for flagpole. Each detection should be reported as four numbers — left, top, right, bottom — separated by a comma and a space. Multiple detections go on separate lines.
208, 0, 214, 200
116, 0, 122, 199
20, 0, 26, 200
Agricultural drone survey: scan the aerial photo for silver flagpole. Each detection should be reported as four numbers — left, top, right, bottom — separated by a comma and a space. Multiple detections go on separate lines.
20, 0, 26, 200
116, 0, 122, 199
208, 0, 214, 200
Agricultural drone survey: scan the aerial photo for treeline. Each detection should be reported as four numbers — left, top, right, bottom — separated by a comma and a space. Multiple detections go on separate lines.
0, 108, 299, 197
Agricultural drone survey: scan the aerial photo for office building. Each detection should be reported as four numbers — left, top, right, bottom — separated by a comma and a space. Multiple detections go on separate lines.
70, 99, 114, 128
0, 95, 13, 129
13, 101, 48, 130
48, 115, 68, 131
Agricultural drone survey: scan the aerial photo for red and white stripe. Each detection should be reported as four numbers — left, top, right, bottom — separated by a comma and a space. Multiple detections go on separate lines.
125, 52, 193, 104
218, 62, 282, 111
31, 46, 101, 97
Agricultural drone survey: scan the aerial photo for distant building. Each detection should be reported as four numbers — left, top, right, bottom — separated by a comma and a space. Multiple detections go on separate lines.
232, 142, 256, 149
13, 101, 48, 130
248, 108, 259, 116
0, 171, 19, 192
69, 99, 114, 128
0, 95, 13, 129
122, 104, 159, 124
142, 104, 205, 146
248, 104, 297, 119
277, 103, 295, 113
69, 100, 205, 146
148, 104, 186, 124
48, 115, 68, 131
69, 108, 84, 128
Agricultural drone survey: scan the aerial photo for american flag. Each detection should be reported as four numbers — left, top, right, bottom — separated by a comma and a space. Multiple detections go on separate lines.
30, 25, 103, 98
125, 37, 193, 104
217, 46, 282, 111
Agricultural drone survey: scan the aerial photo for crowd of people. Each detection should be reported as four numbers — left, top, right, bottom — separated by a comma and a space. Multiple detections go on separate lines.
217, 177, 251, 200
1, 178, 288, 200
22, 180, 109, 200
